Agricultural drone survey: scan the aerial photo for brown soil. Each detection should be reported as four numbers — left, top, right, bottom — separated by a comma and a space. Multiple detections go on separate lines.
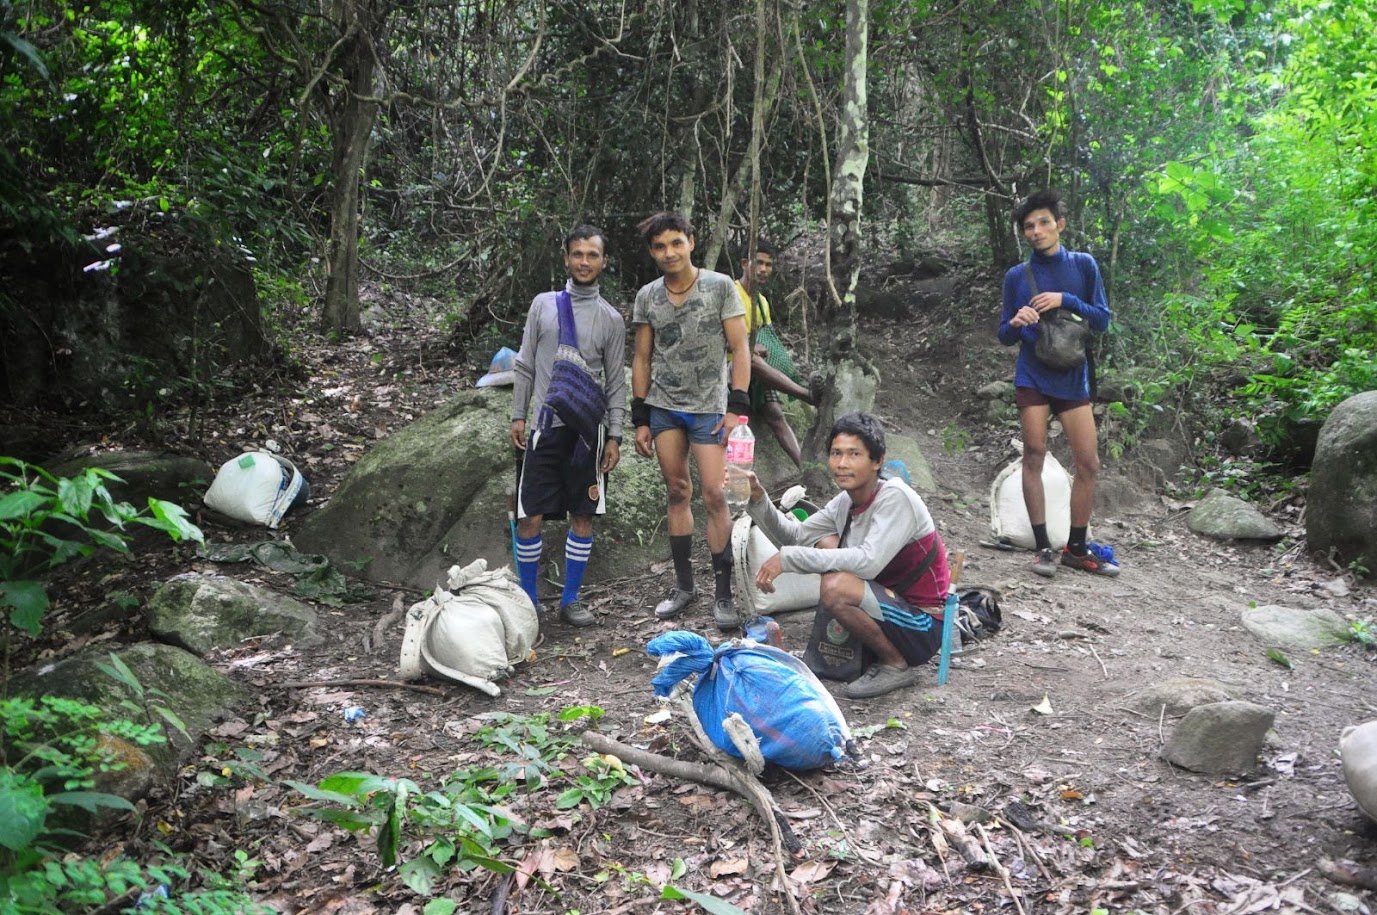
17, 265, 1377, 915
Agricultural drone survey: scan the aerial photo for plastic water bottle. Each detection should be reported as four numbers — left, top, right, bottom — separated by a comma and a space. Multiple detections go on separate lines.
725, 419, 756, 515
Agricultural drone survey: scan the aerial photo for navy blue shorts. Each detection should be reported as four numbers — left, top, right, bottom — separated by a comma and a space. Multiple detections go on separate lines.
516, 424, 606, 521
859, 581, 943, 666
648, 406, 725, 445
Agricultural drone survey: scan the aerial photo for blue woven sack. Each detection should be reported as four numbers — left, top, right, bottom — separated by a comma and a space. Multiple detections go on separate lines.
647, 631, 852, 770
541, 291, 608, 450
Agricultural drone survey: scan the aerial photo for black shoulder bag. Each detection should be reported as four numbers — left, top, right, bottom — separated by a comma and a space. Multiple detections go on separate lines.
1026, 261, 1090, 372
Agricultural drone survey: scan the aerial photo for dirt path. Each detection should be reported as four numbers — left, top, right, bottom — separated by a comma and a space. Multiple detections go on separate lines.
30, 269, 1377, 914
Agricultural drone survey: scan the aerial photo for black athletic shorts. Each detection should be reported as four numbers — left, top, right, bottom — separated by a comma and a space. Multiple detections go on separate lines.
516, 424, 607, 521
860, 581, 944, 667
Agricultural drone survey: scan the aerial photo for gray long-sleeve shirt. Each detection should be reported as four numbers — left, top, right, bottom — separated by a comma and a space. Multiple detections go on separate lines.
511, 280, 627, 439
746, 477, 949, 608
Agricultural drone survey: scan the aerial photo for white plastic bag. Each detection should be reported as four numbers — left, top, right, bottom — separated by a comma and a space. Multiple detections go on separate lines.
399, 559, 538, 696
204, 452, 305, 529
989, 452, 1071, 550
1341, 720, 1377, 822
731, 488, 821, 617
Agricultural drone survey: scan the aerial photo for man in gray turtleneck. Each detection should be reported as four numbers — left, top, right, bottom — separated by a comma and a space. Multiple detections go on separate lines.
510, 225, 628, 627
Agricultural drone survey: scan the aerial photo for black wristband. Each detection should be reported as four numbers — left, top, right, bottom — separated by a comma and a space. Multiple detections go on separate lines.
727, 389, 751, 417
606, 435, 622, 445
630, 398, 651, 428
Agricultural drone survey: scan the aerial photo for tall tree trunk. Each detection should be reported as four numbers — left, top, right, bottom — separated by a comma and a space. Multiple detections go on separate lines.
321, 3, 384, 334
804, 0, 873, 482
701, 6, 785, 271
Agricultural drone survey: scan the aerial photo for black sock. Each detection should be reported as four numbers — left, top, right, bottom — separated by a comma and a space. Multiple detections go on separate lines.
711, 547, 733, 602
670, 534, 694, 591
1031, 523, 1051, 551
1068, 526, 1088, 555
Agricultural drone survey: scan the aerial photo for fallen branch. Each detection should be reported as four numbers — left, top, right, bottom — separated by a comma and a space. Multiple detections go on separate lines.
935, 813, 989, 870
581, 702, 805, 915
580, 731, 738, 794
1318, 857, 1377, 892
275, 678, 448, 697
1088, 642, 1109, 679
975, 822, 1026, 915
371, 593, 405, 654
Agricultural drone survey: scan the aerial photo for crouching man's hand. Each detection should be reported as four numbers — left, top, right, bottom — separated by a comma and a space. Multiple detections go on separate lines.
755, 553, 784, 594
746, 470, 767, 504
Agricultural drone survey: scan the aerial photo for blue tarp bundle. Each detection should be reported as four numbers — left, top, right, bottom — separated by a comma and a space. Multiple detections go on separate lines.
647, 631, 852, 771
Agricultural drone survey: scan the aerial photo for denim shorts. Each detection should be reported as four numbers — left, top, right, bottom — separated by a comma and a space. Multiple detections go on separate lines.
648, 406, 725, 445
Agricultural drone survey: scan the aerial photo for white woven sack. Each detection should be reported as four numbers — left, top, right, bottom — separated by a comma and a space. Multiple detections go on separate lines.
445, 560, 539, 660
989, 453, 1072, 550
731, 514, 821, 617
204, 451, 304, 529
399, 559, 537, 696
1341, 720, 1377, 822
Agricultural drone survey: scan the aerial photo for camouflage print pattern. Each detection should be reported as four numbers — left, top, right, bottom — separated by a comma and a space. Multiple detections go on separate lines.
632, 269, 745, 414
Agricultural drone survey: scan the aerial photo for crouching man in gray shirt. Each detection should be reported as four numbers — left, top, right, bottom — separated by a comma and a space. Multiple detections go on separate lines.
749, 412, 951, 699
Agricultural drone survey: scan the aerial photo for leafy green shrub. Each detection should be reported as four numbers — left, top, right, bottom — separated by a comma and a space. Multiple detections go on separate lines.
0, 458, 202, 638
285, 706, 633, 899
0, 659, 267, 913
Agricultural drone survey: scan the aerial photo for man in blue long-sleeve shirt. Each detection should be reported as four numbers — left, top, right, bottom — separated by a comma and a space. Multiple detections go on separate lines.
998, 189, 1120, 579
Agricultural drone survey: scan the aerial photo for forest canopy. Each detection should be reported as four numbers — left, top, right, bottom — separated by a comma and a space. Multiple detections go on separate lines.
1, 0, 1373, 456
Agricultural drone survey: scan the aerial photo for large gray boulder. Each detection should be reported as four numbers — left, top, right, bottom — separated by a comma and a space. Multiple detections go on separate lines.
882, 433, 936, 494
1309, 391, 1377, 576
145, 574, 321, 655
294, 388, 676, 590
1186, 488, 1282, 541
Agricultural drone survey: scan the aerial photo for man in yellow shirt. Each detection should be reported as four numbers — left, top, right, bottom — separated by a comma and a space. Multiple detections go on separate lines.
735, 240, 815, 467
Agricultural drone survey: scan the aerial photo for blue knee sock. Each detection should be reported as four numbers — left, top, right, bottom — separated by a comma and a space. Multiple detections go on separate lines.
516, 534, 542, 604
562, 533, 593, 605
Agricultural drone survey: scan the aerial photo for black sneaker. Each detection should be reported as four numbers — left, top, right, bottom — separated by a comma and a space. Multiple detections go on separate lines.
559, 600, 596, 627
1032, 548, 1057, 578
653, 587, 697, 620
712, 598, 740, 632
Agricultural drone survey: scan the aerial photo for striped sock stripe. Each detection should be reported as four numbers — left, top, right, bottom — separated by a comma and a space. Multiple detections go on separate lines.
516, 536, 543, 563
565, 534, 593, 562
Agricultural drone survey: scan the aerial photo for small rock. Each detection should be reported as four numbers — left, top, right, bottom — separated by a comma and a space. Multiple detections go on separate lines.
976, 380, 1011, 401
1124, 677, 1241, 718
1321, 577, 1351, 598
1186, 488, 1282, 541
1163, 701, 1275, 775
1241, 604, 1351, 650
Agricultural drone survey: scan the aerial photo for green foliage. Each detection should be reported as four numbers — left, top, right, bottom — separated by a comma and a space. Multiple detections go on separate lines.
1108, 0, 1377, 455
286, 707, 633, 897
0, 458, 202, 636
660, 884, 751, 914
1349, 620, 1376, 649
0, 662, 266, 913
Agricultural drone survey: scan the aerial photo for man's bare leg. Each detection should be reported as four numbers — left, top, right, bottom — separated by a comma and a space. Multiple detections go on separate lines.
819, 572, 906, 668
751, 355, 814, 404
761, 400, 802, 467
1058, 403, 1100, 528
1018, 403, 1052, 527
